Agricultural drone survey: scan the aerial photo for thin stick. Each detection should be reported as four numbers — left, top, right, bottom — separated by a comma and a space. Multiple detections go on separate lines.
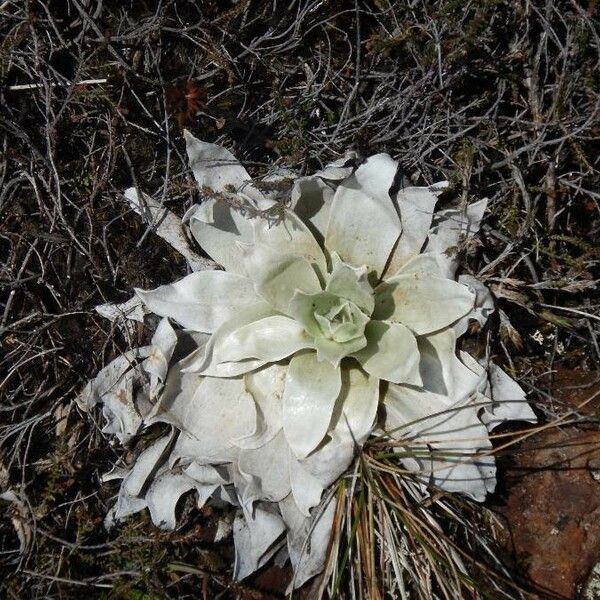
8, 79, 108, 91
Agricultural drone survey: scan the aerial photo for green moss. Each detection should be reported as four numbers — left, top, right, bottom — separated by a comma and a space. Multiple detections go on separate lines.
273, 136, 304, 162
497, 199, 522, 236
454, 138, 476, 170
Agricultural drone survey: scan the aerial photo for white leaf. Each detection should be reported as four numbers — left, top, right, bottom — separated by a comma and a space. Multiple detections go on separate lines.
233, 503, 286, 581
123, 187, 214, 272
238, 431, 291, 502
0, 490, 32, 555
146, 471, 198, 529
77, 348, 150, 410
242, 243, 322, 314
100, 378, 141, 443
195, 483, 221, 510
215, 515, 235, 542
384, 384, 495, 500
374, 274, 474, 335
280, 493, 337, 591
122, 434, 174, 498
184, 129, 269, 207
417, 328, 483, 401
460, 354, 537, 427
282, 351, 342, 459
253, 209, 328, 278
180, 301, 275, 375
78, 348, 151, 443
136, 271, 262, 333
289, 453, 324, 516
386, 184, 442, 275
184, 199, 255, 275
353, 320, 421, 385
214, 315, 313, 365
150, 317, 178, 359
145, 361, 204, 428
169, 432, 233, 470
143, 318, 178, 394
184, 463, 231, 486
236, 364, 286, 449
487, 363, 536, 424
314, 152, 357, 180
425, 199, 487, 278
300, 431, 355, 488
107, 433, 176, 526
454, 274, 495, 337
290, 176, 336, 245
95, 295, 147, 324
289, 155, 356, 247
326, 253, 374, 314
175, 377, 257, 463
427, 453, 495, 500
392, 252, 443, 277
101, 464, 129, 483
325, 154, 401, 277
329, 364, 379, 445
384, 384, 489, 448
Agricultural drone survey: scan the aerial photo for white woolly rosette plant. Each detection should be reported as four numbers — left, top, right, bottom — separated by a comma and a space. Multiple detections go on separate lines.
80, 131, 536, 590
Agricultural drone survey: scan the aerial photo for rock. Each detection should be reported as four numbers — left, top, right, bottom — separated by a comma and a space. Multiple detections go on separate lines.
493, 369, 600, 600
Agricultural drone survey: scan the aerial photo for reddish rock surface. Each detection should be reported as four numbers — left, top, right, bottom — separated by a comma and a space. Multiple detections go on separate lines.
494, 369, 600, 599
